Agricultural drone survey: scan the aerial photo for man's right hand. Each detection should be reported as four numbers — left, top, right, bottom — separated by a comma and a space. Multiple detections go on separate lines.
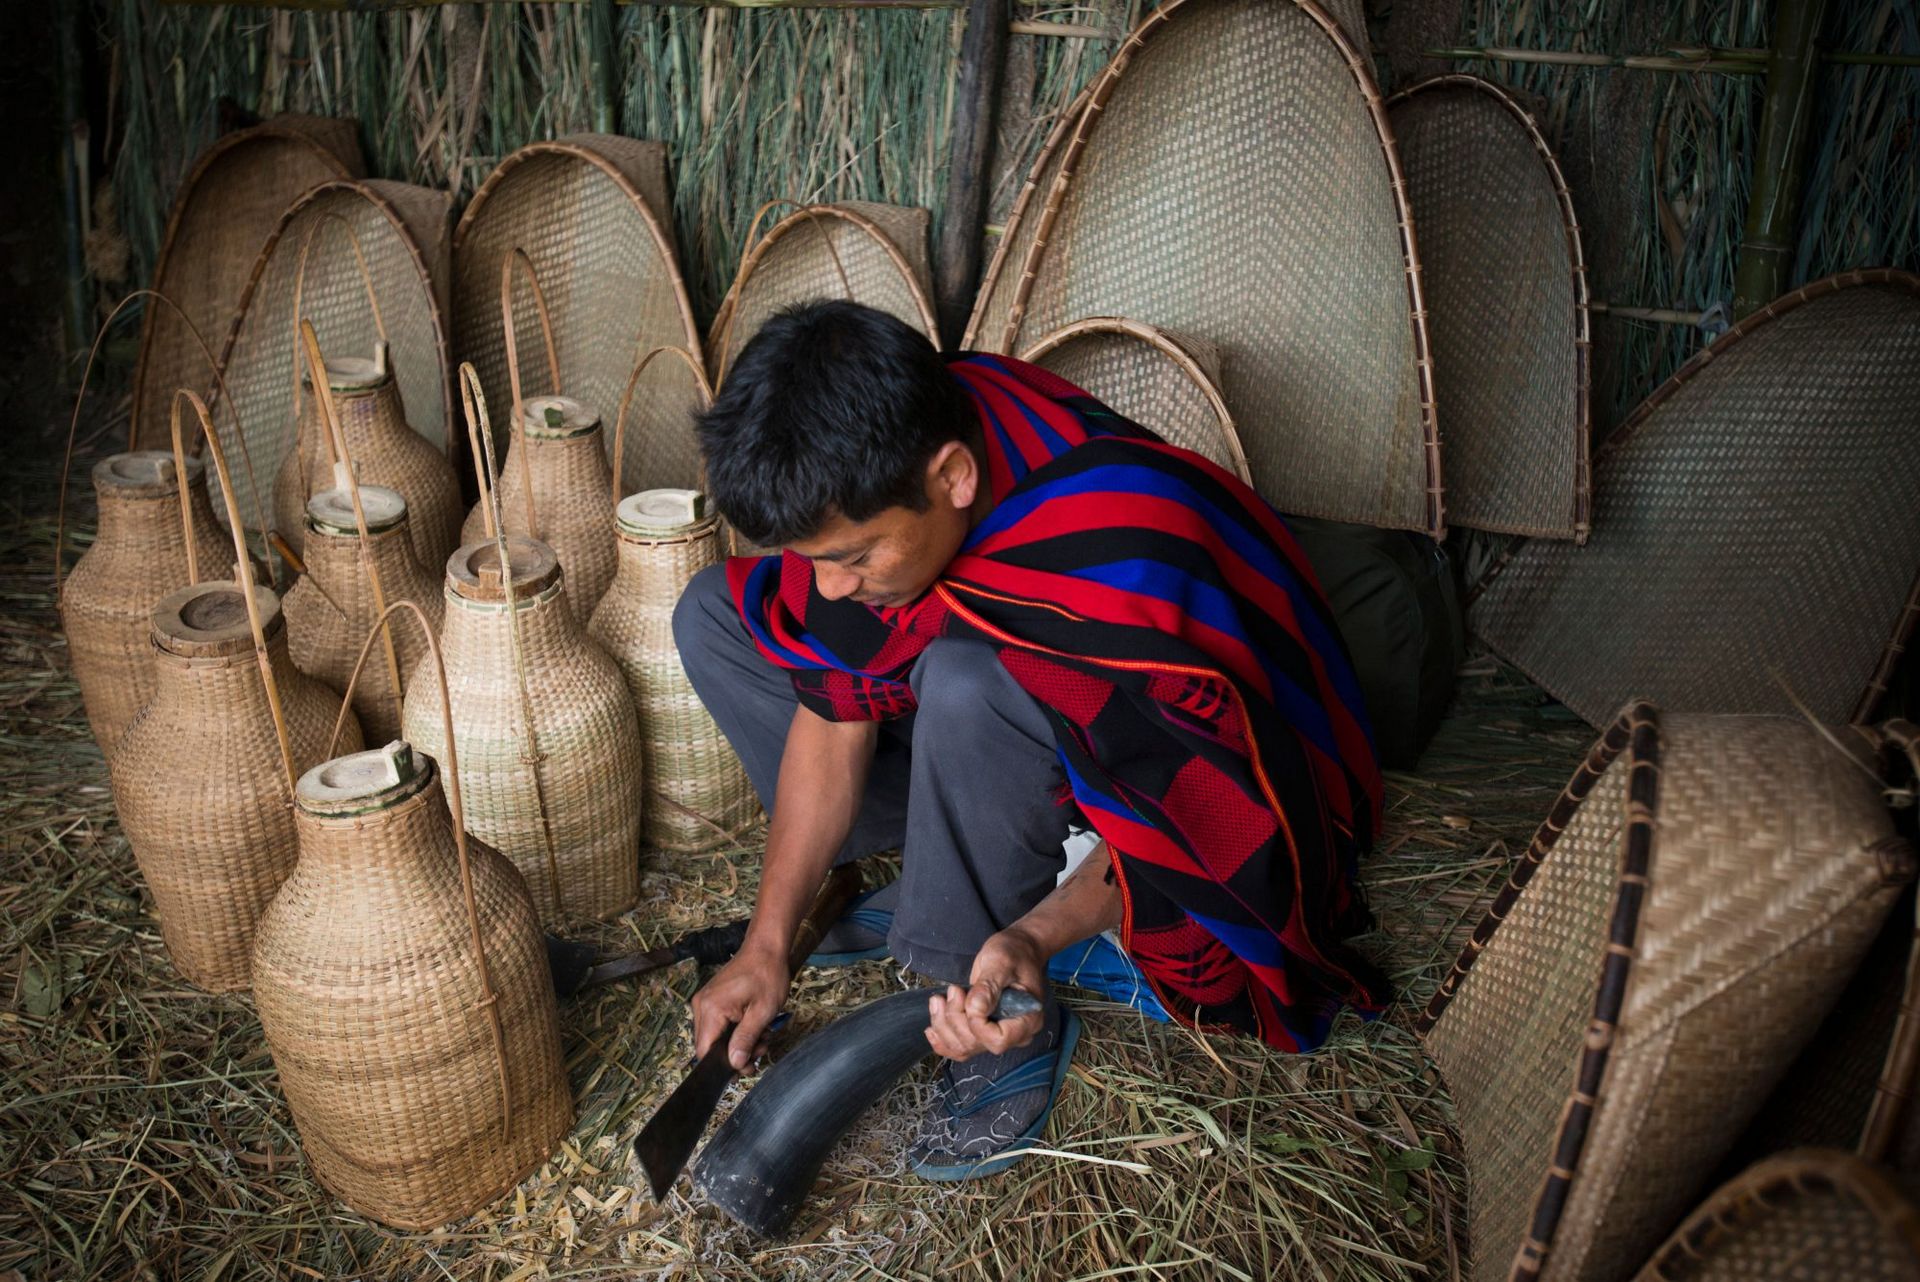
691, 938, 793, 1071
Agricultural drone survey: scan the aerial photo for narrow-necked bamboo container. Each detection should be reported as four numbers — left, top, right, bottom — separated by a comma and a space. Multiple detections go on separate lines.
590, 488, 759, 851
251, 600, 571, 1229
60, 452, 225, 759
110, 391, 363, 991
457, 250, 616, 623
407, 364, 642, 924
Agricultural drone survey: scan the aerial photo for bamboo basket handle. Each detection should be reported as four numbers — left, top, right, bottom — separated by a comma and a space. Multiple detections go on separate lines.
55, 289, 268, 604
298, 319, 405, 727
457, 362, 568, 915
323, 596, 515, 1144
608, 344, 713, 505
712, 206, 855, 386
288, 212, 392, 505
707, 196, 808, 353
461, 360, 503, 542
168, 389, 299, 797
498, 248, 559, 539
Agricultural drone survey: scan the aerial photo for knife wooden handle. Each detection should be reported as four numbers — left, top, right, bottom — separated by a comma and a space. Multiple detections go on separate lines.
785, 861, 864, 973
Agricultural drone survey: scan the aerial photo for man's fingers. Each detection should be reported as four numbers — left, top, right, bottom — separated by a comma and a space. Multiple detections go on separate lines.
728, 1007, 772, 1071
964, 978, 1000, 1020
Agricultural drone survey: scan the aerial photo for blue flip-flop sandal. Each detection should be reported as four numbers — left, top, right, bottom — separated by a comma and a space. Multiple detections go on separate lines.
911, 1005, 1082, 1182
804, 888, 895, 967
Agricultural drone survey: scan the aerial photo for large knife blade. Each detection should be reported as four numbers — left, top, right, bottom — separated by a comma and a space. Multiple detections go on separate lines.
632, 863, 862, 1200
546, 916, 754, 998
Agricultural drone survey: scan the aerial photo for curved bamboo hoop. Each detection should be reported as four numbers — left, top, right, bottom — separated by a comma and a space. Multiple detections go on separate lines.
166, 389, 298, 797
323, 595, 516, 1142
706, 196, 811, 352
1862, 718, 1920, 1164
609, 344, 713, 504
498, 247, 563, 539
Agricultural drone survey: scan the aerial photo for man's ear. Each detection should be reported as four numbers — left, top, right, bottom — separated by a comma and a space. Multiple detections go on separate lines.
926, 440, 979, 511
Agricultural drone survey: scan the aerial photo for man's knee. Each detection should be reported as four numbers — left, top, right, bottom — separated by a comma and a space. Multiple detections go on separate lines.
672, 562, 741, 680
909, 640, 1016, 731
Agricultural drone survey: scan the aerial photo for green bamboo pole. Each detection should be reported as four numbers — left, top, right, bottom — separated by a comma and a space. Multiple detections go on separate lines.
1429, 44, 1920, 72
589, 0, 618, 133
1732, 0, 1830, 317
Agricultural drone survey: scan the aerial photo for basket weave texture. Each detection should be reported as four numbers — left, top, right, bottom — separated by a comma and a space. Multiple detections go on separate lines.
109, 585, 365, 991
132, 116, 363, 451
273, 367, 464, 573
1633, 1150, 1920, 1281
1470, 272, 1920, 727
711, 202, 937, 381
61, 454, 225, 759
1388, 76, 1588, 540
250, 756, 571, 1230
284, 511, 446, 745
402, 539, 642, 925
965, 87, 1089, 355
1423, 704, 1913, 1281
1019, 317, 1250, 482
452, 136, 704, 498
588, 508, 759, 852
971, 0, 1440, 535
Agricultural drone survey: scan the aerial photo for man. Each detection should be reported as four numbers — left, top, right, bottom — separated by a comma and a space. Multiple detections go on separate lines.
675, 300, 1384, 1180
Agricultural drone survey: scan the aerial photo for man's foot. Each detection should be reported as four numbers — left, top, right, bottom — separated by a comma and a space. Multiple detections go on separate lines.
909, 999, 1081, 1181
805, 878, 900, 966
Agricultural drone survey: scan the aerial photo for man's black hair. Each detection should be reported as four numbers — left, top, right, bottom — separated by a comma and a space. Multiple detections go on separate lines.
697, 300, 978, 546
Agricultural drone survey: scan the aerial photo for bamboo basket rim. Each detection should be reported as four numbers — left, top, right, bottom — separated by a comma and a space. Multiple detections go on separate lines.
1861, 720, 1920, 1164
1639, 1148, 1920, 1278
1467, 268, 1920, 725
708, 202, 940, 384
1387, 72, 1593, 543
133, 118, 361, 447
1419, 700, 1661, 1282
451, 136, 703, 365
1016, 315, 1254, 485
218, 177, 455, 460
990, 0, 1443, 538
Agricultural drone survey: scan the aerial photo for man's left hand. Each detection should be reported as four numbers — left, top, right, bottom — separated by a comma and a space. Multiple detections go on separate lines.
926, 926, 1048, 1061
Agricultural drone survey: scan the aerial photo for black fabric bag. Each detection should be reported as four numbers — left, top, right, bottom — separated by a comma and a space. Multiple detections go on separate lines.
1284, 516, 1464, 770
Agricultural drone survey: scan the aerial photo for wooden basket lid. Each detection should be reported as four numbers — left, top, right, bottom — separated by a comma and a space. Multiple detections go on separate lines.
615, 489, 711, 539
515, 395, 601, 441
94, 450, 205, 498
151, 581, 285, 658
306, 484, 408, 537
446, 536, 561, 603
295, 740, 432, 817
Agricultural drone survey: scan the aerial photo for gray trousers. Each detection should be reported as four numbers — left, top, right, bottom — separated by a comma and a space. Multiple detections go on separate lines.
673, 564, 1072, 986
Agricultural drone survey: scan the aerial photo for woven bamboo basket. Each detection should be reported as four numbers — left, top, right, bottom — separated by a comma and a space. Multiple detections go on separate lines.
966, 0, 1441, 536
1388, 75, 1590, 541
588, 490, 759, 853
452, 135, 704, 495
708, 202, 938, 383
131, 115, 363, 451
1633, 1150, 1920, 1281
220, 178, 453, 536
252, 600, 570, 1230
1018, 317, 1251, 482
110, 392, 363, 991
1469, 270, 1920, 727
284, 486, 444, 744
404, 534, 642, 925
59, 451, 225, 759
1420, 703, 1917, 1281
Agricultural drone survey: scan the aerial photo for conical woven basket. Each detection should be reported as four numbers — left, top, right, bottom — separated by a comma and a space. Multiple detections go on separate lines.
284, 486, 445, 744
1019, 317, 1251, 482
709, 202, 937, 383
588, 491, 760, 852
969, 0, 1440, 535
403, 536, 642, 925
270, 348, 464, 571
1388, 75, 1589, 541
453, 135, 704, 495
1633, 1150, 1920, 1281
1420, 703, 1916, 1282
221, 178, 453, 536
131, 116, 363, 451
60, 451, 224, 759
252, 719, 570, 1228
1469, 271, 1920, 728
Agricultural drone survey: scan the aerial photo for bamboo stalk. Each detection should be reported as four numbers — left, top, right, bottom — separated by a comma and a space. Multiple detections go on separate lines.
1430, 43, 1920, 73
1732, 0, 1830, 318
588, 0, 618, 132
156, 0, 971, 9
1590, 303, 1709, 326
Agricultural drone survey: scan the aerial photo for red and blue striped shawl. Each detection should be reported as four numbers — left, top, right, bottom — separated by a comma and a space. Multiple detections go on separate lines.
727, 354, 1386, 1050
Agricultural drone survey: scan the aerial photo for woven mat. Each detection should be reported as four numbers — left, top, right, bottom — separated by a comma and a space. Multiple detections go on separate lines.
452, 135, 704, 496
975, 0, 1439, 535
1390, 75, 1589, 540
1470, 271, 1920, 728
710, 202, 936, 382
132, 115, 362, 451
215, 180, 452, 528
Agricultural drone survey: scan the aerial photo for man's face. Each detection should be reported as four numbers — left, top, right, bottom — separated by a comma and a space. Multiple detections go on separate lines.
785, 441, 982, 609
